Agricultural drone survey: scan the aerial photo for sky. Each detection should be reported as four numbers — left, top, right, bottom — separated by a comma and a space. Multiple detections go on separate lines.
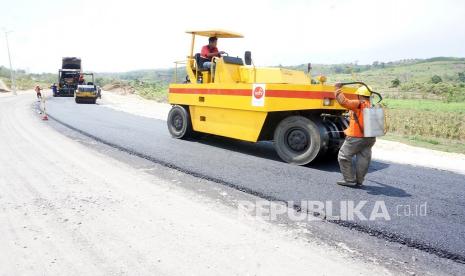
1, 0, 465, 73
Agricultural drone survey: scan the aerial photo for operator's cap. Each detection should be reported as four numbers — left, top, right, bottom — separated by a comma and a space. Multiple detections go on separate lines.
355, 86, 372, 97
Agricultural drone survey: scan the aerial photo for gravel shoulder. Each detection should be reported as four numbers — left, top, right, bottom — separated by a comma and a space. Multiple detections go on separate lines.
100, 91, 465, 175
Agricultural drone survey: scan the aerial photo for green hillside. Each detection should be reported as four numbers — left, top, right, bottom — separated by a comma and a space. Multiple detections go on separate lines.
293, 57, 465, 102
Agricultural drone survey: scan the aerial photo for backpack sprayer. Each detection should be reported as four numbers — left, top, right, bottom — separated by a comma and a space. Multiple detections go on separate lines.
338, 82, 386, 137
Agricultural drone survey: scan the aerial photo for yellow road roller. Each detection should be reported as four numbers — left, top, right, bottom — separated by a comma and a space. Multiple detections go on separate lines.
168, 30, 365, 165
75, 72, 101, 104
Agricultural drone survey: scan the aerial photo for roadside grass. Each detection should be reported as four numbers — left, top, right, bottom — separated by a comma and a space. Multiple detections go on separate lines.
383, 98, 465, 153
383, 99, 465, 113
1, 77, 52, 90
382, 133, 465, 154
134, 82, 168, 102
386, 107, 464, 140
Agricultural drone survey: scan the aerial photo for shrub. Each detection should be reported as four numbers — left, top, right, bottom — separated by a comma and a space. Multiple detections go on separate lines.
458, 72, 465, 82
444, 85, 465, 102
391, 78, 400, 88
431, 75, 442, 84
132, 81, 168, 102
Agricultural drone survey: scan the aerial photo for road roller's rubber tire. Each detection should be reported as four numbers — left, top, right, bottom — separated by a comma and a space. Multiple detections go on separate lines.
75, 97, 81, 104
92, 98, 97, 104
167, 105, 194, 139
274, 116, 322, 165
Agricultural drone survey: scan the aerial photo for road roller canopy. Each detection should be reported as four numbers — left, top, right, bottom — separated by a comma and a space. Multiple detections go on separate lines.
185, 29, 244, 38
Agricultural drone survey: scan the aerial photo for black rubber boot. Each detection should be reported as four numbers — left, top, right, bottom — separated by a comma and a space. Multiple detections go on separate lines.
336, 180, 357, 186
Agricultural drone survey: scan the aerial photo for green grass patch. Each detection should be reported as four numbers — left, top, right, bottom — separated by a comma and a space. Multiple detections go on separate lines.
1, 77, 51, 91
383, 99, 465, 113
133, 81, 168, 102
382, 133, 465, 154
386, 108, 465, 140
382, 98, 465, 153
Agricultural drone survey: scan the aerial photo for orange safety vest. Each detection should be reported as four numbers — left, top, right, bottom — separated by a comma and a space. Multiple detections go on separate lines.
344, 101, 371, 138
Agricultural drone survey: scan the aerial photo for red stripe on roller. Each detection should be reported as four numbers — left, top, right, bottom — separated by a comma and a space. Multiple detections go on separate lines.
170, 88, 250, 96
169, 88, 357, 100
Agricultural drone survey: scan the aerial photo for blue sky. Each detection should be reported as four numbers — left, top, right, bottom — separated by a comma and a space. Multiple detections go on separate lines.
1, 0, 465, 73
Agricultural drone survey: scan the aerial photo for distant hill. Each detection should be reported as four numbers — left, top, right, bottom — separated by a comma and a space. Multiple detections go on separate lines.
317, 57, 465, 85
320, 57, 465, 101
290, 57, 465, 75
96, 68, 179, 87
97, 57, 465, 85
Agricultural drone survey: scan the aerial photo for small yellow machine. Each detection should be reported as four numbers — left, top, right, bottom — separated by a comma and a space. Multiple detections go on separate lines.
168, 30, 366, 165
75, 72, 101, 104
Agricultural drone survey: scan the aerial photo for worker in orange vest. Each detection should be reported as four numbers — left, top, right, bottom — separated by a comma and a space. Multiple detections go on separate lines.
34, 85, 42, 101
334, 83, 376, 187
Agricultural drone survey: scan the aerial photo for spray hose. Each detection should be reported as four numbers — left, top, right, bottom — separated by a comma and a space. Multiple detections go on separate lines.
337, 81, 383, 105
337, 81, 388, 135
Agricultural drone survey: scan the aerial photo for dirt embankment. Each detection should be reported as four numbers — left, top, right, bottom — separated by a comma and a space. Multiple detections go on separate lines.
102, 82, 135, 95
0, 79, 10, 92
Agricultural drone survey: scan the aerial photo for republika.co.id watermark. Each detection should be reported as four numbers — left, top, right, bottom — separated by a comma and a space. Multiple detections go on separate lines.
237, 200, 428, 221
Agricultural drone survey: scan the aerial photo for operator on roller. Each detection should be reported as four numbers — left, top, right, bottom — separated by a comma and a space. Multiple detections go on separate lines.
334, 83, 376, 187
200, 37, 225, 69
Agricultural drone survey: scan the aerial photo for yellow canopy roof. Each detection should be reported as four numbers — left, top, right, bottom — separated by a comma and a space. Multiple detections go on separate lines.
185, 29, 244, 38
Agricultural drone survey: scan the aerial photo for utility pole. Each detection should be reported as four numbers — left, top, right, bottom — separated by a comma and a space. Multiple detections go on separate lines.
3, 30, 17, 95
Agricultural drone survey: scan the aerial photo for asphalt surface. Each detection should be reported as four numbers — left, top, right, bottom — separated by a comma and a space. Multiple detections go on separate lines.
46, 97, 465, 263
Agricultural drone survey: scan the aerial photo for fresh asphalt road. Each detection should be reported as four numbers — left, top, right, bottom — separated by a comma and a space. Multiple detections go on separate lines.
46, 97, 465, 262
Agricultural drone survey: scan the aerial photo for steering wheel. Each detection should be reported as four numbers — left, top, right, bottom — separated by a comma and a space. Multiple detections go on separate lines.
221, 52, 229, 56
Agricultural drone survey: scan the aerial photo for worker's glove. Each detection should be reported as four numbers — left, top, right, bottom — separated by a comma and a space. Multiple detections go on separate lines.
334, 82, 343, 89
